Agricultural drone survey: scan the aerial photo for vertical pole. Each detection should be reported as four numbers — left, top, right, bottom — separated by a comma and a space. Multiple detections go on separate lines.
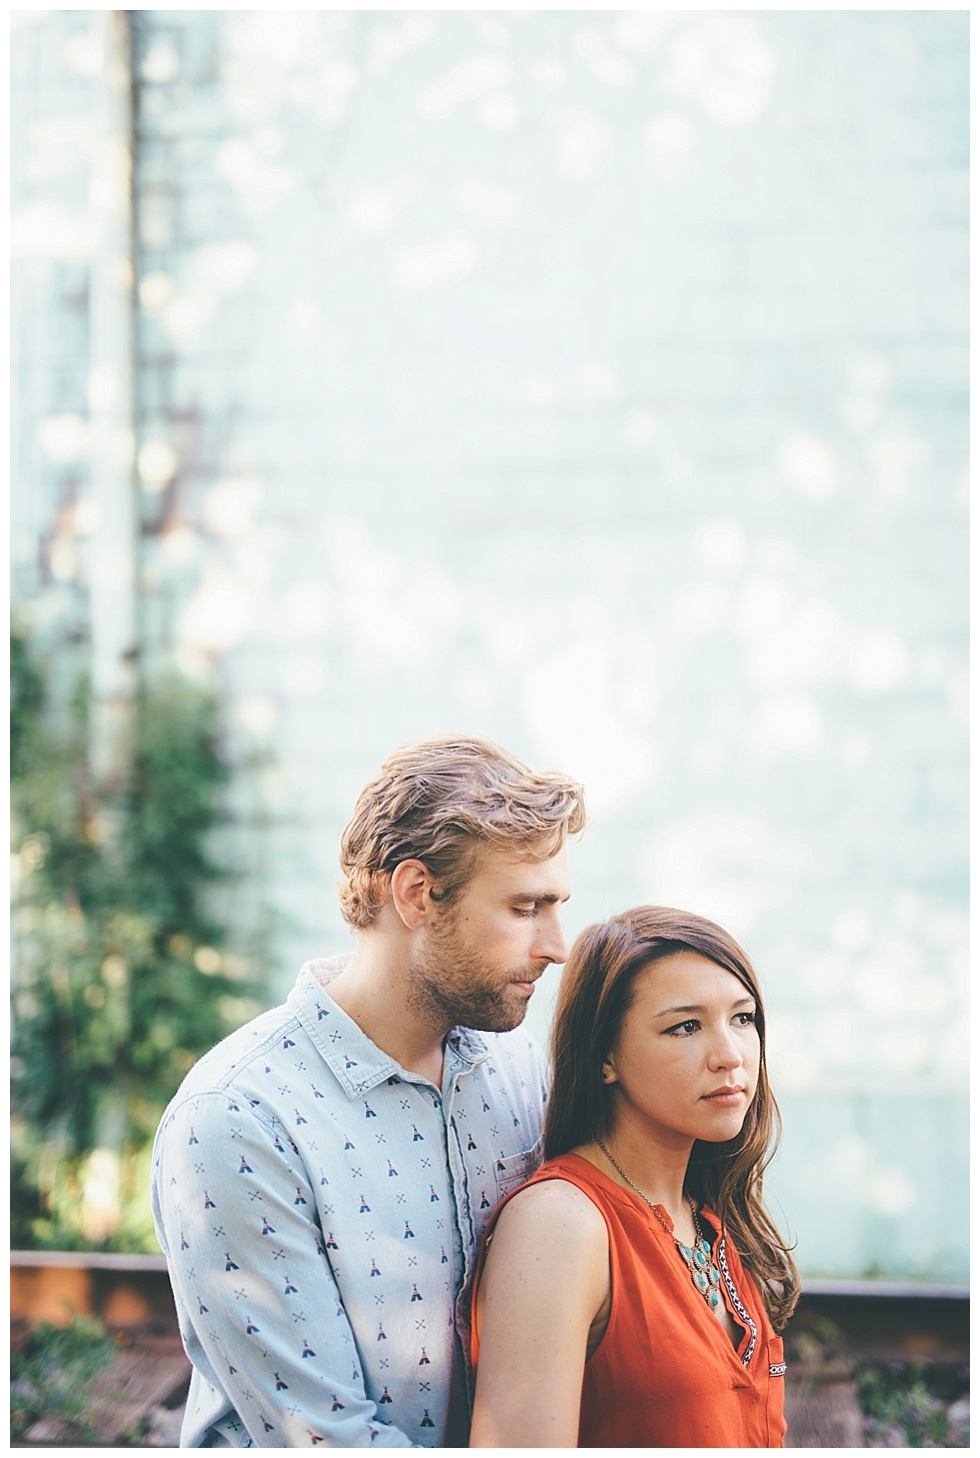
86, 9, 138, 793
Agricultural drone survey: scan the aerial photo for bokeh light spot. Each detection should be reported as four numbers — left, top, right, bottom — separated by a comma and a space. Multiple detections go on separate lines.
179, 573, 256, 653
38, 413, 89, 462
692, 518, 747, 575
202, 478, 263, 539
864, 1167, 917, 1217
141, 41, 180, 85
416, 55, 512, 121
554, 108, 609, 181
283, 655, 326, 697
392, 232, 478, 290
778, 434, 838, 501
477, 92, 520, 131
138, 439, 177, 490
831, 909, 872, 952
235, 694, 280, 738
847, 629, 908, 694
282, 581, 333, 636
644, 112, 697, 183
748, 694, 824, 756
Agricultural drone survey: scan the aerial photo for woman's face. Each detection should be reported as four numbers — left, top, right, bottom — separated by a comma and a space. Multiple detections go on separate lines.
603, 951, 761, 1150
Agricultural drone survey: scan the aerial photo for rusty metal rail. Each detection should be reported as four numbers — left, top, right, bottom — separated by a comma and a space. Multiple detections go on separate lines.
11, 1254, 969, 1447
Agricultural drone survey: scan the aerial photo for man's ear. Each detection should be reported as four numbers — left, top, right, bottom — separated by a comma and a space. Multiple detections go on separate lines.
389, 860, 435, 931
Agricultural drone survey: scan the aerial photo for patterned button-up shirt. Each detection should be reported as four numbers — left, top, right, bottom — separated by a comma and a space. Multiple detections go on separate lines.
151, 957, 548, 1448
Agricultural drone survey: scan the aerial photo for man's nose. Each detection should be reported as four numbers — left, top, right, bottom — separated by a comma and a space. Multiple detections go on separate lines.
535, 910, 569, 966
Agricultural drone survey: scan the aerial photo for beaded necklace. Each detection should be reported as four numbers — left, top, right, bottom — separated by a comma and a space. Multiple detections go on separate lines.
595, 1138, 723, 1312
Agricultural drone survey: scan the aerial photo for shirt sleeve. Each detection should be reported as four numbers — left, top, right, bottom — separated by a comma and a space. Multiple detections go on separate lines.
154, 1089, 418, 1448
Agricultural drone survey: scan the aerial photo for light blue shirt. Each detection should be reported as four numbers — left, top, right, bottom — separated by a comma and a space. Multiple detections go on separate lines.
151, 957, 548, 1447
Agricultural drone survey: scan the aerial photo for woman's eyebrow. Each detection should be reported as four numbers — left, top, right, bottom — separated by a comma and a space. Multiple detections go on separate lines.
655, 996, 756, 1017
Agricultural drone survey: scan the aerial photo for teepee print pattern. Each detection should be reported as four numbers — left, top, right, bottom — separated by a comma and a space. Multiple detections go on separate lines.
151, 956, 547, 1448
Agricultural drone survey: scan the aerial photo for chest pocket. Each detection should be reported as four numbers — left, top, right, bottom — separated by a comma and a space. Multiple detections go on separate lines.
493, 1136, 543, 1200
765, 1335, 788, 1446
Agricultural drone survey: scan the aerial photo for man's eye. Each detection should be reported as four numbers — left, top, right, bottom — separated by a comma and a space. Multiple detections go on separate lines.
512, 906, 535, 918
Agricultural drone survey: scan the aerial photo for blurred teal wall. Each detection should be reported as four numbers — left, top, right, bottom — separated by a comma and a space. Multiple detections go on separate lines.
12, 11, 968, 1280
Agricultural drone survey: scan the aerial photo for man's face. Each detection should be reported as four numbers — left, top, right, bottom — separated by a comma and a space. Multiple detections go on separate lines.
409, 842, 572, 1034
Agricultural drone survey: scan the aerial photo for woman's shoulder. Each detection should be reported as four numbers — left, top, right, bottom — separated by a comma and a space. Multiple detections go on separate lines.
479, 1165, 609, 1322
494, 1158, 608, 1244
521, 1149, 626, 1205
527, 1149, 604, 1184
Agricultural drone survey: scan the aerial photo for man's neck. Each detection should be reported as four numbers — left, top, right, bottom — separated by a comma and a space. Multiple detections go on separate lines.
322, 934, 449, 1088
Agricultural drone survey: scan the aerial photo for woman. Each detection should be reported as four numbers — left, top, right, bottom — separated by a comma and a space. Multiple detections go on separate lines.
469, 906, 799, 1449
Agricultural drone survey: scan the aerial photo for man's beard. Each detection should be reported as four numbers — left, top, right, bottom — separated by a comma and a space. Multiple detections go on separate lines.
407, 912, 542, 1035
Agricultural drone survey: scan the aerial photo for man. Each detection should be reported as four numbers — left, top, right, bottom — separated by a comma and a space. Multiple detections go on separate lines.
152, 735, 585, 1447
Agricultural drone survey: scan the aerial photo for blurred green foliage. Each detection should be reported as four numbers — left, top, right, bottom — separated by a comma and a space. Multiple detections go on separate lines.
11, 1313, 119, 1442
11, 630, 266, 1250
785, 1314, 969, 1448
856, 1361, 970, 1448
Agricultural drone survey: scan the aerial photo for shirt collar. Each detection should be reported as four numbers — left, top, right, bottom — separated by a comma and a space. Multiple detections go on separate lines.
443, 1023, 490, 1066
290, 956, 489, 1099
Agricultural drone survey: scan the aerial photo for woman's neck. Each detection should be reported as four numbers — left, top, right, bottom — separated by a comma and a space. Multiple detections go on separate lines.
574, 1123, 697, 1238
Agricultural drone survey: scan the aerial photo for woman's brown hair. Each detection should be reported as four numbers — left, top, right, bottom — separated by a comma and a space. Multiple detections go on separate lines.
545, 905, 800, 1329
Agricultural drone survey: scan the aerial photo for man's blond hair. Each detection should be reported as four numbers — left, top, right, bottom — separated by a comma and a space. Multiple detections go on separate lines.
338, 735, 586, 931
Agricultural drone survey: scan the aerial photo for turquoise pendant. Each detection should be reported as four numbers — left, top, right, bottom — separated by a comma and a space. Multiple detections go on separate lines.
665, 1196, 725, 1313
675, 1232, 723, 1310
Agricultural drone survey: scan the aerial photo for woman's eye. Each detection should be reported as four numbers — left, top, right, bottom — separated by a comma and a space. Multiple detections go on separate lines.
666, 1019, 700, 1036
735, 1012, 757, 1027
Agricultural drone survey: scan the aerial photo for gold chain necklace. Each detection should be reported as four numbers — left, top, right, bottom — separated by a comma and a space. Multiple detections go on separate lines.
595, 1138, 723, 1312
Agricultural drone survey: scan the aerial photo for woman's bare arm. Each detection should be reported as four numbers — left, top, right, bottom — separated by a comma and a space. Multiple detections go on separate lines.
469, 1178, 609, 1448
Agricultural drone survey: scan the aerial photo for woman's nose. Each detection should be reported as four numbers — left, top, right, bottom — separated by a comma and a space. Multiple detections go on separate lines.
707, 1027, 742, 1070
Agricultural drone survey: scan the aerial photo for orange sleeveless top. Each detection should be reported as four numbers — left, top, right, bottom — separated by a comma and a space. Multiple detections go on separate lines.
472, 1153, 787, 1449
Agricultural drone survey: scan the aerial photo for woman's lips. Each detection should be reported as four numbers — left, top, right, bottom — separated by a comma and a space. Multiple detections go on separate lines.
701, 1087, 745, 1106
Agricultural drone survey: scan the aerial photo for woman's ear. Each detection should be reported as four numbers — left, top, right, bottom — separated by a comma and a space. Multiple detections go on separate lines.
601, 1057, 618, 1085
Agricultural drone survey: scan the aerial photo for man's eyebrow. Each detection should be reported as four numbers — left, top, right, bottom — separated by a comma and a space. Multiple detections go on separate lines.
656, 996, 756, 1017
510, 892, 571, 905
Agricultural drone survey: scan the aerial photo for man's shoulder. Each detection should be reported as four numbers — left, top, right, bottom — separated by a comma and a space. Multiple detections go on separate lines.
165, 957, 352, 1101
155, 956, 364, 1124
165, 998, 298, 1105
